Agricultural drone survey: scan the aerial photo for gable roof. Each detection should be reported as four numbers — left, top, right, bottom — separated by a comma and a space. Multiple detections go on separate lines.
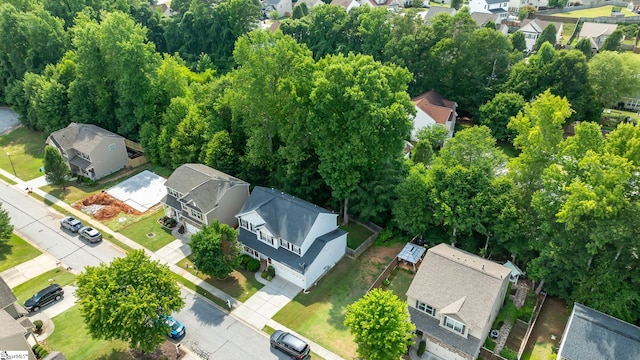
165, 164, 248, 213
0, 309, 27, 339
237, 187, 333, 246
47, 123, 123, 153
579, 22, 617, 39
0, 277, 17, 309
406, 243, 511, 330
423, 6, 457, 24
503, 260, 524, 277
520, 18, 562, 35
330, 0, 359, 10
471, 12, 498, 26
485, 0, 504, 4
558, 303, 640, 360
412, 90, 457, 125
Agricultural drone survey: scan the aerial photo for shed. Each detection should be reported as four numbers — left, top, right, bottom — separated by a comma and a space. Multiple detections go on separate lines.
398, 243, 427, 270
503, 260, 524, 284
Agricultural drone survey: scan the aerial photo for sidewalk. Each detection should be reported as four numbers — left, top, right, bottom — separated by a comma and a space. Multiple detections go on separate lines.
266, 320, 343, 360
0, 253, 60, 288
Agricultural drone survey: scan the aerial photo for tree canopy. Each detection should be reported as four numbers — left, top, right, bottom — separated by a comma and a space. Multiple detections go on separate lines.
44, 145, 70, 189
189, 221, 241, 279
0, 203, 13, 244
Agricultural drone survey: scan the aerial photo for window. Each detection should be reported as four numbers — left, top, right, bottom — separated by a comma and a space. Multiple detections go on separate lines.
76, 150, 90, 160
416, 301, 435, 316
443, 316, 465, 335
168, 188, 180, 198
279, 239, 301, 255
240, 219, 248, 229
259, 231, 274, 246
108, 143, 116, 151
191, 210, 203, 221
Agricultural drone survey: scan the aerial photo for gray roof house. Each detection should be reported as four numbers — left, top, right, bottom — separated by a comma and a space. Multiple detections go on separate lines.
558, 303, 640, 360
406, 243, 511, 360
0, 278, 38, 360
518, 19, 564, 52
162, 163, 250, 233
578, 22, 618, 51
0, 277, 28, 320
46, 123, 129, 181
262, 0, 292, 17
469, 0, 509, 23
423, 6, 457, 25
236, 187, 347, 291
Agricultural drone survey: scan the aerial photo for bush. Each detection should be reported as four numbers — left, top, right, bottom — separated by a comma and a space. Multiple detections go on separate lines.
500, 347, 517, 360
246, 258, 260, 272
261, 270, 268, 279
382, 278, 390, 287
37, 348, 49, 359
484, 337, 496, 351
32, 345, 41, 353
33, 319, 43, 332
239, 254, 252, 269
267, 265, 275, 278
417, 340, 426, 356
494, 302, 518, 327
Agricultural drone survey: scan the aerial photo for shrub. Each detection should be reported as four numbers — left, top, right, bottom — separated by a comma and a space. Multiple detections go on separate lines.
33, 319, 43, 332
483, 337, 496, 351
494, 302, 518, 327
267, 265, 275, 278
261, 270, 268, 279
246, 258, 260, 272
376, 228, 393, 243
417, 340, 426, 356
382, 278, 391, 287
500, 347, 517, 360
239, 254, 252, 269
32, 344, 41, 353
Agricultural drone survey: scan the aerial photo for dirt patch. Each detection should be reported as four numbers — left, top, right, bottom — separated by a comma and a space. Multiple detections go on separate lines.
525, 296, 568, 352
130, 341, 184, 360
73, 192, 142, 220
358, 243, 404, 285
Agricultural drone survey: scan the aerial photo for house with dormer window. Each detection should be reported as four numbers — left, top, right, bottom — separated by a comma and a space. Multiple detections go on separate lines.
236, 187, 347, 290
162, 164, 250, 234
406, 244, 511, 360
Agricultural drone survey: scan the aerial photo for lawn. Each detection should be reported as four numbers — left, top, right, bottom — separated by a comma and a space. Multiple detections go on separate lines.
521, 342, 557, 360
339, 221, 374, 249
177, 257, 264, 302
272, 244, 403, 359
0, 127, 47, 181
42, 305, 132, 360
521, 297, 567, 360
560, 22, 577, 44
118, 208, 176, 251
555, 5, 636, 17
0, 233, 42, 272
385, 268, 415, 302
12, 268, 76, 305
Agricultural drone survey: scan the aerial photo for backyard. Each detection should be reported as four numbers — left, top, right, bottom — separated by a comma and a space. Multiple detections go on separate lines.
339, 221, 374, 249
521, 296, 568, 360
554, 5, 637, 17
0, 233, 41, 272
271, 243, 404, 359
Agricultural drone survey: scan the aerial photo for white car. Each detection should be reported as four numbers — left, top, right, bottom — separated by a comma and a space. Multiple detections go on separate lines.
78, 226, 102, 243
60, 216, 83, 233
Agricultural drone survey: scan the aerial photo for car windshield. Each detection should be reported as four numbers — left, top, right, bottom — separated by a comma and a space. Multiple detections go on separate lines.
86, 228, 99, 236
165, 318, 180, 330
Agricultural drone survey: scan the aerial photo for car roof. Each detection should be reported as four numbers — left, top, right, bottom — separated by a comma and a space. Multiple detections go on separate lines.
282, 333, 308, 352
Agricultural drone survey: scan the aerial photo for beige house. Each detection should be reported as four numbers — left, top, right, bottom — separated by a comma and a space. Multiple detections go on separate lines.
46, 123, 129, 181
578, 22, 618, 51
518, 19, 563, 52
406, 244, 511, 360
162, 164, 250, 233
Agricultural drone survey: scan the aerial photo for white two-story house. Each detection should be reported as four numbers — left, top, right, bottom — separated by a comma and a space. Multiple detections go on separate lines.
236, 187, 347, 290
406, 244, 511, 360
469, 0, 509, 23
411, 90, 458, 141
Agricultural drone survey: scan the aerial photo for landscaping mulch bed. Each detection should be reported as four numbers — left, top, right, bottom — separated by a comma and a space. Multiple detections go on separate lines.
130, 341, 184, 360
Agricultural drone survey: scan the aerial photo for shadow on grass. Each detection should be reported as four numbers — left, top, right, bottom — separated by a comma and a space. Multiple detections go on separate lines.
94, 347, 133, 360
0, 127, 46, 158
0, 241, 10, 262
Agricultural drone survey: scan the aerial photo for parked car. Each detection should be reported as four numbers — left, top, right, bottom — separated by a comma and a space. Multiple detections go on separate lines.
270, 330, 310, 359
78, 226, 102, 243
60, 216, 83, 233
24, 284, 64, 312
164, 316, 186, 339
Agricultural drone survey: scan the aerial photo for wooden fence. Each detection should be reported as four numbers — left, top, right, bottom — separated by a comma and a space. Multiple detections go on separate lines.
345, 231, 378, 259
366, 257, 400, 293
124, 139, 149, 168
517, 292, 547, 359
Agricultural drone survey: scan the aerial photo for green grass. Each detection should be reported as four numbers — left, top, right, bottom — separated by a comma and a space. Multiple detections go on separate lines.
521, 342, 557, 360
0, 233, 42, 272
555, 5, 636, 17
12, 268, 76, 305
604, 109, 640, 122
339, 221, 374, 249
117, 209, 176, 251
561, 22, 577, 44
173, 273, 228, 308
177, 258, 264, 302
0, 127, 47, 181
272, 245, 398, 359
386, 269, 415, 302
42, 305, 132, 360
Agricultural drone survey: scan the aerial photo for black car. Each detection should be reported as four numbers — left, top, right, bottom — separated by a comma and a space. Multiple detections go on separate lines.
270, 330, 310, 359
24, 284, 64, 312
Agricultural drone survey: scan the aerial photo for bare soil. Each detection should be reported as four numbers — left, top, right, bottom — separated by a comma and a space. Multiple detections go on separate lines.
525, 296, 568, 352
130, 341, 184, 360
74, 192, 142, 220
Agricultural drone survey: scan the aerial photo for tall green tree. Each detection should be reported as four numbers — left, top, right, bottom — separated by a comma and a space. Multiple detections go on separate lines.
534, 24, 557, 50
344, 289, 415, 360
574, 37, 593, 60
479, 92, 525, 142
44, 145, 71, 189
202, 130, 238, 174
189, 221, 241, 279
309, 53, 414, 224
75, 250, 184, 353
393, 164, 434, 238
510, 31, 526, 52
588, 51, 640, 108
0, 204, 14, 244
601, 29, 623, 51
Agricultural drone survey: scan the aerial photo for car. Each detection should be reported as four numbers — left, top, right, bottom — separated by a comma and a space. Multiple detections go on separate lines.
24, 284, 64, 312
60, 216, 83, 233
164, 316, 185, 339
270, 330, 310, 359
78, 226, 102, 243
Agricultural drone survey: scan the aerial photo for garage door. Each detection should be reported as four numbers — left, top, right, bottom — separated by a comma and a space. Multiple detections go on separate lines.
185, 222, 200, 234
426, 339, 467, 360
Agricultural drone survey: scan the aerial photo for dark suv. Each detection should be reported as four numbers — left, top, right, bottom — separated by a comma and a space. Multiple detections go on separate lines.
270, 330, 310, 359
24, 284, 64, 312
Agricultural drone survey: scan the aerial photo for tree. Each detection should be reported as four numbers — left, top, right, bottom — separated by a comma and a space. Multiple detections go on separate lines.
450, 0, 463, 9
479, 92, 525, 142
344, 289, 415, 360
292, 4, 304, 19
44, 145, 70, 189
534, 24, 557, 51
75, 250, 184, 353
189, 221, 241, 279
393, 163, 435, 238
601, 29, 623, 52
0, 203, 13, 244
517, 5, 536, 20
588, 51, 640, 108
435, 125, 507, 176
416, 125, 449, 150
574, 37, 593, 60
202, 130, 238, 174
548, 0, 568, 8
510, 31, 526, 52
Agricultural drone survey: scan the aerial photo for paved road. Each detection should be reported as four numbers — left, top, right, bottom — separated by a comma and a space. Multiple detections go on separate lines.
0, 182, 124, 271
172, 288, 294, 360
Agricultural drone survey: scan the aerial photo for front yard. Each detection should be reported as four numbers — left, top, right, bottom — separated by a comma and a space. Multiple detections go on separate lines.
0, 233, 41, 272
12, 268, 76, 304
117, 208, 176, 251
554, 5, 636, 17
271, 243, 404, 359
0, 127, 46, 181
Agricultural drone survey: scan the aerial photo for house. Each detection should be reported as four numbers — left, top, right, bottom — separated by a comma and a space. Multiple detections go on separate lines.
0, 278, 37, 360
578, 22, 618, 51
330, 0, 361, 12
406, 244, 511, 360
236, 187, 347, 290
557, 303, 640, 360
262, 0, 292, 18
468, 0, 509, 23
423, 6, 457, 25
503, 260, 524, 284
518, 19, 563, 52
628, 1, 640, 12
470, 11, 499, 26
508, 0, 548, 13
0, 277, 28, 320
162, 163, 250, 233
46, 123, 130, 181
295, 0, 325, 10
411, 90, 458, 140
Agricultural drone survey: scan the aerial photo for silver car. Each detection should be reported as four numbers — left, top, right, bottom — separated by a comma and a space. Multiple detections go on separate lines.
78, 226, 102, 243
60, 216, 83, 233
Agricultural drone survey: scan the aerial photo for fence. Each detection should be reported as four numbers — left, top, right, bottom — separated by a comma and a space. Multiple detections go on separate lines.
367, 257, 399, 293
516, 292, 547, 359
124, 139, 149, 168
345, 231, 378, 259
